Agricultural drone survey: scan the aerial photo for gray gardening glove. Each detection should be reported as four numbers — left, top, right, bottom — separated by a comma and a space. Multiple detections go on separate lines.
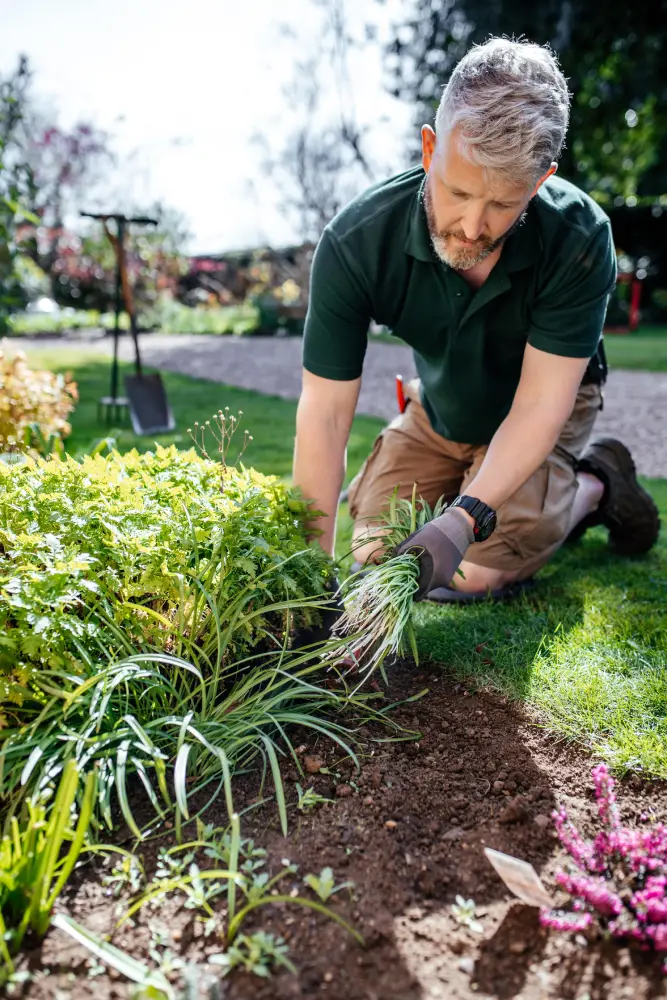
394, 508, 475, 601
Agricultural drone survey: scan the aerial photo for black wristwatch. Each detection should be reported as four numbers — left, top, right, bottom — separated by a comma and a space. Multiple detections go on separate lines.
450, 495, 497, 542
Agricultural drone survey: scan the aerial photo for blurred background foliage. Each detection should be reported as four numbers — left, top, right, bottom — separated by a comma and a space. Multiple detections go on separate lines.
1, 0, 667, 334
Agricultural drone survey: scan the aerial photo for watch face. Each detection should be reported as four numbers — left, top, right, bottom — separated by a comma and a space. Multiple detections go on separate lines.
477, 510, 497, 541
452, 496, 497, 541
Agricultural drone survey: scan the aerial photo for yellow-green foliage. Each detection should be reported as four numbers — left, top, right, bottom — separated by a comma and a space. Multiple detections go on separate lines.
0, 348, 78, 454
0, 445, 330, 717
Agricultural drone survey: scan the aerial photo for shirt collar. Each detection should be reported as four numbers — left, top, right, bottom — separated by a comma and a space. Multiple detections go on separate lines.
403, 175, 434, 263
404, 173, 541, 273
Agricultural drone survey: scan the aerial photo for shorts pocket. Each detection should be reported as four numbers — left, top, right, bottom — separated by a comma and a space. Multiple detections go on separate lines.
495, 455, 576, 562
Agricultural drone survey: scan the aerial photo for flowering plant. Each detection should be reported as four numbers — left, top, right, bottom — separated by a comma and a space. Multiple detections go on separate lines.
0, 347, 77, 455
542, 764, 667, 964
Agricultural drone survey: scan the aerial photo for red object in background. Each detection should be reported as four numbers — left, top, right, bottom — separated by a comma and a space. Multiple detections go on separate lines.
606, 271, 643, 334
396, 374, 407, 414
629, 277, 642, 331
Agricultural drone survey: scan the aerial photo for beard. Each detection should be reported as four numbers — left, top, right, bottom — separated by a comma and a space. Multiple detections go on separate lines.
423, 181, 526, 270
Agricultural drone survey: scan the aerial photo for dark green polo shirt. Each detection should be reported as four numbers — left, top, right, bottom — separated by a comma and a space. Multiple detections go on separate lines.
303, 166, 616, 445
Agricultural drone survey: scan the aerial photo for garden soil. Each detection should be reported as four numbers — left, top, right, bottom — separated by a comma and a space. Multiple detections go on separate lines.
18, 661, 667, 1000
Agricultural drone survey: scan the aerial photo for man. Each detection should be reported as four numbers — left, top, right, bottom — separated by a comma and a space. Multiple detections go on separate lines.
293, 37, 659, 603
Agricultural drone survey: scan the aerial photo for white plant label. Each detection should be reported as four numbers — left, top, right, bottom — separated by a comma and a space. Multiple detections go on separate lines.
484, 848, 555, 908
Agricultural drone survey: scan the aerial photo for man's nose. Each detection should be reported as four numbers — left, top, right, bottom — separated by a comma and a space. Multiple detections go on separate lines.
460, 207, 486, 242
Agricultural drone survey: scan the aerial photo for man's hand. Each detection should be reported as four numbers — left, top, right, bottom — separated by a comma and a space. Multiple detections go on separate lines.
395, 507, 475, 600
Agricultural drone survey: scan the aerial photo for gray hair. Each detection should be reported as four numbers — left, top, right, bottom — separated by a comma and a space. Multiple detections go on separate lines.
435, 37, 571, 188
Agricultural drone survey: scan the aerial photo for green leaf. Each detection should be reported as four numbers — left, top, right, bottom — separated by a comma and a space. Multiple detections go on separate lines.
52, 914, 173, 996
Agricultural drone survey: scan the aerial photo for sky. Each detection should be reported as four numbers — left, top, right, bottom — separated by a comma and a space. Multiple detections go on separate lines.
0, 0, 414, 254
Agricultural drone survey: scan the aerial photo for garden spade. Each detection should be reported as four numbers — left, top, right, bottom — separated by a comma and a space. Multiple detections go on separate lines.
80, 211, 175, 435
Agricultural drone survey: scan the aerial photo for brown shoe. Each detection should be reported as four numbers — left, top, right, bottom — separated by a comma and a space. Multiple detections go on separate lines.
576, 438, 660, 555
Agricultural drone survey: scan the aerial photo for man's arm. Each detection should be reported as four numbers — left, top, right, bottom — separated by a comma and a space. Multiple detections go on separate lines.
395, 345, 591, 597
293, 370, 361, 556
462, 343, 590, 515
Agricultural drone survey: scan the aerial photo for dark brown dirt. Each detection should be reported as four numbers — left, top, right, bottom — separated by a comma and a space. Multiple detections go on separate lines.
14, 661, 667, 1000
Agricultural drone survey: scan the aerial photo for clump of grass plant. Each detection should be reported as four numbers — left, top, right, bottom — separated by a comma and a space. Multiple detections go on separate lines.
329, 489, 446, 683
0, 760, 96, 986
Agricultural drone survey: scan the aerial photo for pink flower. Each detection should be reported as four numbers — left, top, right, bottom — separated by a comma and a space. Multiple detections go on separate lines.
540, 909, 593, 933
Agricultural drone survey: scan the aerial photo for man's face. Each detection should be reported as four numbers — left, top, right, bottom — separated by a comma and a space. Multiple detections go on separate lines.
421, 125, 544, 270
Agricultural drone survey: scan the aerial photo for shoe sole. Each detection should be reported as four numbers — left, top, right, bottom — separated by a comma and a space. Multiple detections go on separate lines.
592, 438, 661, 555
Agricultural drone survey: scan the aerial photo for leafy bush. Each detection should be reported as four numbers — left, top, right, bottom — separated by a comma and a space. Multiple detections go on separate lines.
0, 443, 330, 704
142, 298, 259, 336
7, 301, 260, 336
541, 764, 667, 962
7, 307, 110, 335
0, 441, 368, 832
0, 347, 77, 455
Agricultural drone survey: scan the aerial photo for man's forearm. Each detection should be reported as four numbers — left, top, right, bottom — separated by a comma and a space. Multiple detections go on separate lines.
293, 415, 347, 557
465, 403, 566, 512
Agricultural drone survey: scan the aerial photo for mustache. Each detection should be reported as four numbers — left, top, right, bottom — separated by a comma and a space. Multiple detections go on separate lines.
437, 229, 494, 249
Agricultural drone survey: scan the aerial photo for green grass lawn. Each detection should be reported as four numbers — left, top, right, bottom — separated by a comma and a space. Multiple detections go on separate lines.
23, 347, 384, 483
603, 327, 667, 373
20, 345, 667, 778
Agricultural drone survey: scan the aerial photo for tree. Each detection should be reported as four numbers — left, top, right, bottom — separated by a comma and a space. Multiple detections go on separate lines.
0, 57, 35, 330
0, 54, 190, 320
19, 116, 115, 284
384, 0, 667, 207
260, 0, 384, 242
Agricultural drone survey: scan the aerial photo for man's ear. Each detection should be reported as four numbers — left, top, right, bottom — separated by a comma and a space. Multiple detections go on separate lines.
530, 162, 557, 199
421, 125, 437, 172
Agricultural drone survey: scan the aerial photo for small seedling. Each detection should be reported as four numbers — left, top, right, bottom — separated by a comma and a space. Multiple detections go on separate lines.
202, 830, 266, 874
295, 783, 333, 812
153, 848, 196, 882
303, 867, 354, 903
451, 895, 484, 933
182, 864, 225, 912
148, 923, 186, 975
86, 957, 106, 979
5, 970, 32, 996
103, 854, 145, 897
208, 931, 296, 978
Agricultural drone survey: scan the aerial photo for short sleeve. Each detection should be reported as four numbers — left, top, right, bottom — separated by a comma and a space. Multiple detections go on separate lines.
528, 222, 617, 359
302, 229, 371, 380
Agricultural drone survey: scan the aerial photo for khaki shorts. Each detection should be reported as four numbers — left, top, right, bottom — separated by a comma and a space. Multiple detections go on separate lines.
347, 379, 603, 574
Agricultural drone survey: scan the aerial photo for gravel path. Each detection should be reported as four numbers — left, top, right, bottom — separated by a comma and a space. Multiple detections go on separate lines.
13, 333, 667, 477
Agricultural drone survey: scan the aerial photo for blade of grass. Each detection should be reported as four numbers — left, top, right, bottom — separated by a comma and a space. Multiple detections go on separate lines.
227, 895, 364, 946
261, 737, 288, 836
52, 913, 174, 996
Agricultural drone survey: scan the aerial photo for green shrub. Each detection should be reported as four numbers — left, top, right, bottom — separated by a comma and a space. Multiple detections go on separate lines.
7, 301, 260, 337
0, 444, 331, 714
142, 298, 259, 336
0, 443, 366, 832
7, 308, 109, 335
